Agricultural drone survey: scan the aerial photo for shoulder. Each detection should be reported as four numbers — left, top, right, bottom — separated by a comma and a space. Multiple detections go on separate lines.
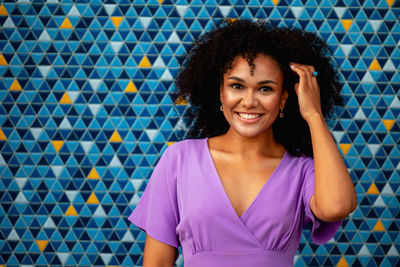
163, 138, 207, 156
285, 152, 314, 166
283, 152, 315, 176
158, 138, 207, 166
156, 138, 207, 180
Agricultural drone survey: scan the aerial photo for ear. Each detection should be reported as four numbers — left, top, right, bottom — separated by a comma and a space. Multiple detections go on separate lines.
219, 84, 223, 103
280, 90, 288, 109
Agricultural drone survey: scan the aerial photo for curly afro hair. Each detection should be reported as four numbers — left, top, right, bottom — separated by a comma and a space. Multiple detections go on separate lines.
176, 19, 343, 158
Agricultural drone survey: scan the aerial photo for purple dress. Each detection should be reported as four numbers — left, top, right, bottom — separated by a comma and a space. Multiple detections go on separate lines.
128, 138, 341, 266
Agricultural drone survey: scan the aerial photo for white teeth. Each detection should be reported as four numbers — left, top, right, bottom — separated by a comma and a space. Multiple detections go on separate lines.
238, 113, 261, 119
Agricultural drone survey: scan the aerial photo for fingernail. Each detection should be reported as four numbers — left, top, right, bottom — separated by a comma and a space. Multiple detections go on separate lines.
290, 64, 295, 68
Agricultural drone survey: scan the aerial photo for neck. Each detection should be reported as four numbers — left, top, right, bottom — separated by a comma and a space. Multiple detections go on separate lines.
218, 127, 285, 158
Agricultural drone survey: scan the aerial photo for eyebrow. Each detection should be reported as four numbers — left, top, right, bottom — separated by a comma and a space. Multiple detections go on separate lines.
227, 76, 277, 85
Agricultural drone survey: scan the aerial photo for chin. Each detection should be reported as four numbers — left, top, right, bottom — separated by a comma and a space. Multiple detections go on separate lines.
230, 127, 269, 139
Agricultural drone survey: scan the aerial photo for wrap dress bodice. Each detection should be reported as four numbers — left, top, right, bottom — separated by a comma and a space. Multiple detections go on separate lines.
128, 138, 341, 266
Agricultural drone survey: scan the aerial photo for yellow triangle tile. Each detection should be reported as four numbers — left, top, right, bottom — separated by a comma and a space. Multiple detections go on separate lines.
125, 80, 137, 92
60, 18, 73, 29
87, 193, 99, 204
336, 256, 349, 267
341, 20, 353, 31
36, 240, 48, 252
175, 95, 187, 105
167, 142, 176, 146
0, 3, 8, 16
227, 18, 238, 24
60, 92, 72, 104
339, 144, 351, 156
386, 0, 395, 7
139, 56, 151, 68
272, 0, 280, 5
88, 168, 100, 179
111, 17, 123, 28
157, 0, 163, 3
382, 119, 395, 131
0, 129, 6, 140
367, 183, 380, 194
10, 80, 22, 91
65, 204, 78, 216
0, 54, 7, 65
372, 219, 385, 231
369, 58, 381, 70
110, 130, 122, 142
52, 141, 64, 152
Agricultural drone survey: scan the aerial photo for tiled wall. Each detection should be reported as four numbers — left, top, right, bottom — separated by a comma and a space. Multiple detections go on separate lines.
0, 0, 399, 266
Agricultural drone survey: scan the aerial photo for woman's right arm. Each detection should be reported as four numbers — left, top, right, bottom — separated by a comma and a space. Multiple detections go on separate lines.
143, 234, 177, 267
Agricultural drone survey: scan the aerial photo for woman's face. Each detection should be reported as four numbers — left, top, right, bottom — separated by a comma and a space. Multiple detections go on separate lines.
220, 54, 288, 139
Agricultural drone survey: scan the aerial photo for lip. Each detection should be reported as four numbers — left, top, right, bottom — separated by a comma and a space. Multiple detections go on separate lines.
235, 112, 264, 123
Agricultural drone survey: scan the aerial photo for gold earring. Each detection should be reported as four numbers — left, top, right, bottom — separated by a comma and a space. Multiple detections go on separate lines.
279, 108, 284, 118
220, 105, 223, 111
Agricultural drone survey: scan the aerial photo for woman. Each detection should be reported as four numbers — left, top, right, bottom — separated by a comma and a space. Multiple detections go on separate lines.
128, 20, 357, 267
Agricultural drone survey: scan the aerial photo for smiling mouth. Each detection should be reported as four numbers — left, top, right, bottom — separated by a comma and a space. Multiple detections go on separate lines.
237, 112, 263, 119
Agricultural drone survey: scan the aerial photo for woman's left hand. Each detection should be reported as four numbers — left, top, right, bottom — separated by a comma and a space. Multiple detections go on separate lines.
290, 63, 356, 222
290, 62, 323, 122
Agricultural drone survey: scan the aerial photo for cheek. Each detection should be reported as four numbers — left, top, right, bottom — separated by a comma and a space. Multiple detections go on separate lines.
221, 89, 239, 104
263, 96, 282, 109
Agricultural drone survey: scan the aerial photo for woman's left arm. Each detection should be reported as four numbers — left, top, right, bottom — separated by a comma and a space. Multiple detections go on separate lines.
290, 63, 357, 222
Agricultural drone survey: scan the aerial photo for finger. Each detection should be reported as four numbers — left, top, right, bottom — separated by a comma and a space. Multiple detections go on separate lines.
290, 64, 312, 91
299, 64, 320, 91
291, 62, 316, 74
292, 63, 315, 86
311, 73, 319, 89
299, 64, 321, 101
303, 65, 319, 89
292, 62, 315, 74
291, 63, 321, 95
290, 63, 313, 83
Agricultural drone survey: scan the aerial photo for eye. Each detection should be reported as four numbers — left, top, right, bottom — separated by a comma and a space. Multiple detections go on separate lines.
230, 83, 243, 89
259, 86, 273, 92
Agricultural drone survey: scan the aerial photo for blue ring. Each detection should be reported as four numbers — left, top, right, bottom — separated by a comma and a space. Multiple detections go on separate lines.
312, 71, 318, 77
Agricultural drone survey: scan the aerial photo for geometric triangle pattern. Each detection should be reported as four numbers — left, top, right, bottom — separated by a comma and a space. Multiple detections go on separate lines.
0, 0, 399, 266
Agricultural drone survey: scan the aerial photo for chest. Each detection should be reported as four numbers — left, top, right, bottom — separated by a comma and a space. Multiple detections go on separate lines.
211, 155, 282, 218
175, 143, 310, 253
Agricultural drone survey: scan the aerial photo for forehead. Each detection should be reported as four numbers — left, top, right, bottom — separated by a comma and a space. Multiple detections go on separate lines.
226, 54, 283, 80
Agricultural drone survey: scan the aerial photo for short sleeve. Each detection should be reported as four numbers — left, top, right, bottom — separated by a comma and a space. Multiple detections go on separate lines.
128, 148, 179, 248
302, 160, 342, 245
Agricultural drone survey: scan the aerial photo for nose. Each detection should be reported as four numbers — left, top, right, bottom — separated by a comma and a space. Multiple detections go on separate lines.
242, 89, 258, 108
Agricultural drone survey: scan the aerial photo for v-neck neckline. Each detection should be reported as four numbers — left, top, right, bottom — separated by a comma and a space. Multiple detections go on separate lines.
205, 137, 287, 220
